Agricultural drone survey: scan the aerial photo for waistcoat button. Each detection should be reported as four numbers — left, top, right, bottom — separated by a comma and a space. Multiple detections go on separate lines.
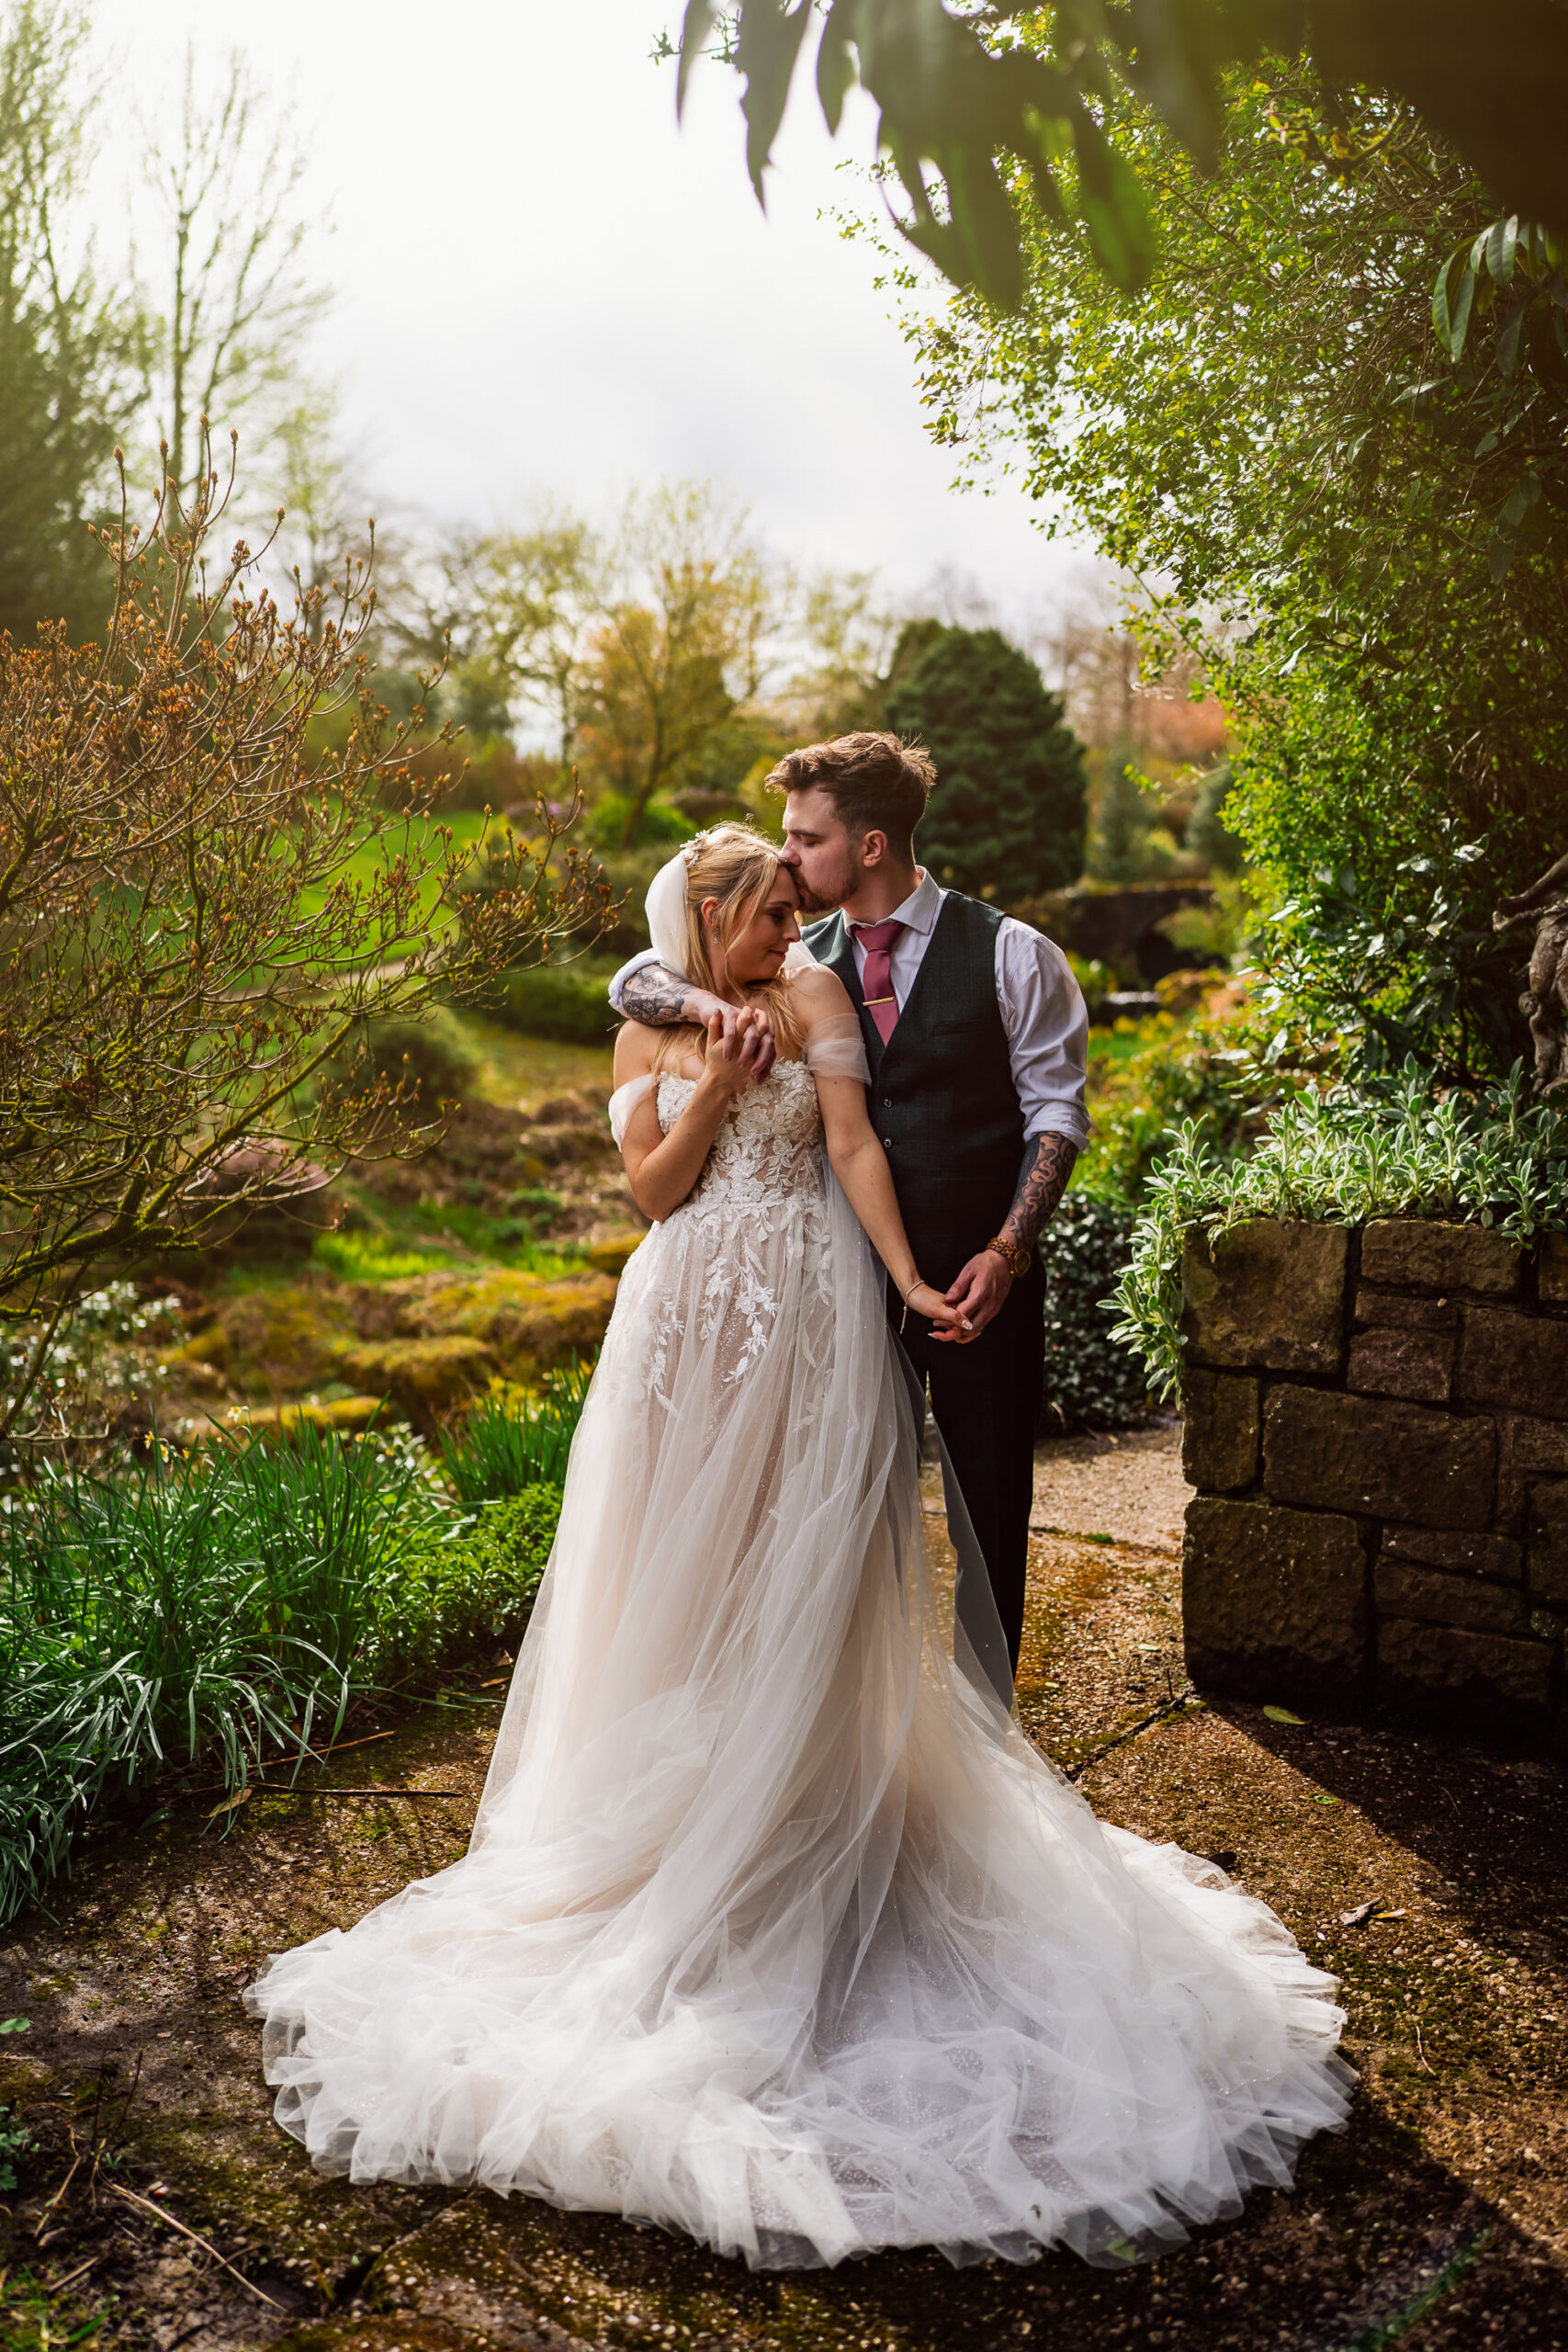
881, 1095, 893, 1107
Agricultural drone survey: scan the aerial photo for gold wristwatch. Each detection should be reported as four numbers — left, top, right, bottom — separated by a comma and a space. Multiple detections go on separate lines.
985, 1234, 1032, 1279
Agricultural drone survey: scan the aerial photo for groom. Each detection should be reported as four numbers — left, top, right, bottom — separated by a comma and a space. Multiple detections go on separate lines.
608, 731, 1088, 1671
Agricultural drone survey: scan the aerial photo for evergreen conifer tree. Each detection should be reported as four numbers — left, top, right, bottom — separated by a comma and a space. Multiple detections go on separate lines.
883, 624, 1087, 899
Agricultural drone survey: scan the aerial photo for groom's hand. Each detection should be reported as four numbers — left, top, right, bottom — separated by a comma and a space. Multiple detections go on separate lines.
941, 1250, 1012, 1342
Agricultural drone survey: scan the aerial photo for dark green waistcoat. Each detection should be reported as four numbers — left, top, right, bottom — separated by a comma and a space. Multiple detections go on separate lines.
805, 893, 1023, 1289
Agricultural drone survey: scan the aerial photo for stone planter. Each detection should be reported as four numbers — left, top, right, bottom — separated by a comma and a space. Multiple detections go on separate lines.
1179, 1217, 1568, 1753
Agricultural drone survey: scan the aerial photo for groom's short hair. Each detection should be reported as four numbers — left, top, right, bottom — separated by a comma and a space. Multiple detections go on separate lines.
767, 732, 934, 860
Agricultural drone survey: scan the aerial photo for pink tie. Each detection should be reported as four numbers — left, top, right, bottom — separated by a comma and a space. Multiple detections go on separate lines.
855, 920, 905, 1046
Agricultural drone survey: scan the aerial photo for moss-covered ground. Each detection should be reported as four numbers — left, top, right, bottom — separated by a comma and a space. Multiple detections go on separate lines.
1, 1428, 1565, 2349
147, 1027, 632, 1443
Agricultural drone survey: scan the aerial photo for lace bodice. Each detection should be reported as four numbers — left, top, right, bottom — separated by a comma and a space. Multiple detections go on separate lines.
656, 1057, 825, 1214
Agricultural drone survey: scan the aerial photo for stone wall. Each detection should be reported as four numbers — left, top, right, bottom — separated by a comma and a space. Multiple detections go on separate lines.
1179, 1216, 1568, 1753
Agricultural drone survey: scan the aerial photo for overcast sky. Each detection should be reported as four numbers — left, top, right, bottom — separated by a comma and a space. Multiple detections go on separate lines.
100, 0, 1098, 637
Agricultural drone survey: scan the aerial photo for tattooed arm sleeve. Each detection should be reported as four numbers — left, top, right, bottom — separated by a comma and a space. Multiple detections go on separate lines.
999, 1132, 1079, 1258
618, 963, 715, 1028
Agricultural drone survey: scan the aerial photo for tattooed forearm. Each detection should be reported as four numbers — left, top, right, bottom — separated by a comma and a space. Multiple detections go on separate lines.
619, 964, 704, 1028
1001, 1134, 1079, 1256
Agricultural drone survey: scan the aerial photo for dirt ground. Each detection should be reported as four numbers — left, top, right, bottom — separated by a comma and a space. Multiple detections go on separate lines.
3, 1424, 1567, 2351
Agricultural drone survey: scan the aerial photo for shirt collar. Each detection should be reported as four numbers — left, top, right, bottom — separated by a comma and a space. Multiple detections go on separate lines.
852, 869, 943, 937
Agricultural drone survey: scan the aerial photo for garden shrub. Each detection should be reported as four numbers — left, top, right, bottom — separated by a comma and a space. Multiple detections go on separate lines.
1038, 1193, 1150, 1431
486, 964, 618, 1045
1072, 1008, 1255, 1208
585, 793, 694, 852
377, 1485, 561, 1668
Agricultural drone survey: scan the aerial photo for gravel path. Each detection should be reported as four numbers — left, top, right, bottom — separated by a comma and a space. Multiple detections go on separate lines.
3, 1428, 1567, 2351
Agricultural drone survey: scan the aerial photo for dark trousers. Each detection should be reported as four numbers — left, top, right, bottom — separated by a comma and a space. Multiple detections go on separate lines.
896, 1261, 1044, 1671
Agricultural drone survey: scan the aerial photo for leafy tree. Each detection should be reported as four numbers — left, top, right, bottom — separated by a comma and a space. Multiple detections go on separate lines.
774, 568, 899, 741
574, 482, 771, 848
884, 623, 1087, 899
898, 71, 1567, 1080
670, 1, 1568, 311
0, 0, 137, 640
0, 438, 607, 1444
390, 513, 604, 764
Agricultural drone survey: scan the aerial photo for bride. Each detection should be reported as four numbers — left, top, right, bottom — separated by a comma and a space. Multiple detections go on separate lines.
247, 825, 1351, 2270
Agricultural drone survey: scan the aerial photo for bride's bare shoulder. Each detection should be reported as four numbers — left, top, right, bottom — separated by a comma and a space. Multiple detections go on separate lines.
787, 963, 854, 1030
613, 1021, 660, 1082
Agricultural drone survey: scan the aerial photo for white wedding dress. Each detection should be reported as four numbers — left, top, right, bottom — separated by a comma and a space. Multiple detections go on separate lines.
247, 1035, 1351, 2269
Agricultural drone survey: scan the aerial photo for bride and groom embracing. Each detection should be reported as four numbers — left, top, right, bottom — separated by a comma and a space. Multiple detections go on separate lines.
247, 733, 1350, 2272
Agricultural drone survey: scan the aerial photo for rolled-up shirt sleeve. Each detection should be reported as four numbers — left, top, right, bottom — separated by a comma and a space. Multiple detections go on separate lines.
995, 921, 1090, 1147
606, 949, 659, 1013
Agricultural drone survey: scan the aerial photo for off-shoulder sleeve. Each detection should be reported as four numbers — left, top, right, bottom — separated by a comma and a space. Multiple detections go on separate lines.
802, 1014, 871, 1084
607, 1074, 654, 1149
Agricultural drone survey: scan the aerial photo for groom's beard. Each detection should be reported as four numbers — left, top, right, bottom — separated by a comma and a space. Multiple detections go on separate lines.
790, 874, 844, 916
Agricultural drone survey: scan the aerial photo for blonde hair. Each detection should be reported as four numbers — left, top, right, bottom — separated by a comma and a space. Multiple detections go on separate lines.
647, 823, 805, 1075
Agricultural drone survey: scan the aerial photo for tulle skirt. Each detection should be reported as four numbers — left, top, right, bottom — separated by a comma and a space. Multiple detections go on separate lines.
246, 1160, 1351, 2268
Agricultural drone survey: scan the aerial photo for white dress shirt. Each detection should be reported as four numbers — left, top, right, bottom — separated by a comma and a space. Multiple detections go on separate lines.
607, 870, 1089, 1148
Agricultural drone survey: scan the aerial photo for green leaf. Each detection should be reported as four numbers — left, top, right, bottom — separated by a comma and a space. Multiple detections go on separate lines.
737, 0, 815, 203
676, 0, 719, 119
1432, 247, 1475, 359
1262, 1703, 1307, 1724
933, 142, 1028, 312
0, 2017, 29, 2035
1123, 0, 1226, 169
1496, 291, 1531, 379
816, 0, 859, 133
1501, 470, 1541, 527
1072, 112, 1156, 290
1486, 212, 1520, 288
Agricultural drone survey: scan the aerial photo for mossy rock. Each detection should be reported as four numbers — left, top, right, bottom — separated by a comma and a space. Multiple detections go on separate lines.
209, 1284, 357, 1395
585, 1230, 645, 1275
388, 1269, 617, 1376
340, 1334, 496, 1428
157, 1322, 233, 1374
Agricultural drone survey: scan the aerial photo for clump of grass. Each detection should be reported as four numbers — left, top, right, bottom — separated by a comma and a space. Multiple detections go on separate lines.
0, 1421, 562, 1924
439, 1362, 594, 1505
313, 1217, 589, 1283
314, 1231, 447, 1282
